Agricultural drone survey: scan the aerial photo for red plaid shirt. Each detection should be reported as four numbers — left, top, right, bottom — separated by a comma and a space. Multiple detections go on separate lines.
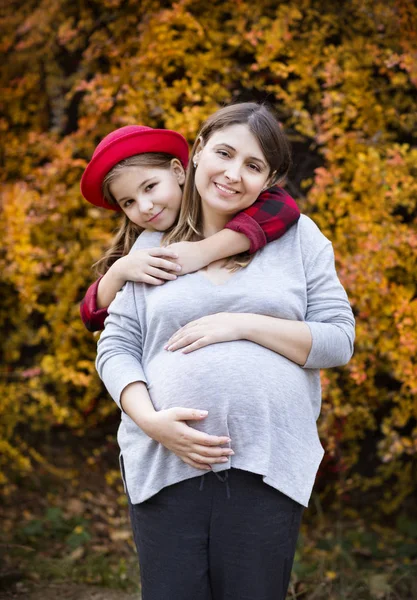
80, 186, 300, 332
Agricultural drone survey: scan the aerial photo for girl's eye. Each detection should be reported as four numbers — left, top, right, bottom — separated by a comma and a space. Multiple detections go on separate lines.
145, 182, 157, 192
216, 149, 230, 158
123, 199, 134, 208
248, 163, 261, 172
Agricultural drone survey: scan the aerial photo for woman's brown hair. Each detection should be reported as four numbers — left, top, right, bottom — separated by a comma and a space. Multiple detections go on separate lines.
163, 102, 291, 270
93, 153, 178, 275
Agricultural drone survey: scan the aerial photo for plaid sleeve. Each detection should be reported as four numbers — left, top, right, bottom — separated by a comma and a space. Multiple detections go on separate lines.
224, 186, 300, 254
80, 276, 108, 332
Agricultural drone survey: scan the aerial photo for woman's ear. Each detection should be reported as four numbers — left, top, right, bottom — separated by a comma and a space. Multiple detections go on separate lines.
193, 137, 204, 167
171, 159, 186, 185
262, 170, 277, 191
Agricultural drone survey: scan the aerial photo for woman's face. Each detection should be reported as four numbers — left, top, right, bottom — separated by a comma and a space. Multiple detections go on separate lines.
109, 160, 185, 230
194, 124, 271, 222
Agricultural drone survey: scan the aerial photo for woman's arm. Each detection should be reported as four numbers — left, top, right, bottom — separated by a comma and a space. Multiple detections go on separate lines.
165, 313, 312, 366
165, 239, 355, 368
96, 281, 235, 468
300, 242, 355, 369
121, 381, 233, 471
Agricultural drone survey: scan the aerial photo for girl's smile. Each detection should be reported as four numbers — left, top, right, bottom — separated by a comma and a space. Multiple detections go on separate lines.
109, 162, 185, 230
147, 208, 165, 222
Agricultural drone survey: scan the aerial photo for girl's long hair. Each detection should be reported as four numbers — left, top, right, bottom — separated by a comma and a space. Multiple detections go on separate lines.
163, 102, 292, 270
93, 153, 177, 275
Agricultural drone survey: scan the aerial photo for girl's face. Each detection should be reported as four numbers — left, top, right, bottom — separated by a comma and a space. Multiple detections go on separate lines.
109, 160, 185, 230
194, 124, 271, 223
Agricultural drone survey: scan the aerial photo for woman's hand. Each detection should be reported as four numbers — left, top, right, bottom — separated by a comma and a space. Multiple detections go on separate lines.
142, 408, 234, 470
113, 247, 181, 286
165, 313, 243, 353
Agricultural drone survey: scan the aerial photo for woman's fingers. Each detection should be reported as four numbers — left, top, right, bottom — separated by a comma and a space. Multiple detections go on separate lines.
192, 445, 234, 459
165, 331, 203, 351
176, 338, 207, 354
171, 407, 210, 421
188, 453, 230, 465
182, 458, 211, 471
165, 323, 201, 348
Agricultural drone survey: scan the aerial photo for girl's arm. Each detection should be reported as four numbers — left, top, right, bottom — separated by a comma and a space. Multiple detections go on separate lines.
80, 277, 108, 332
80, 247, 180, 332
80, 187, 299, 332
167, 186, 300, 270
225, 185, 300, 253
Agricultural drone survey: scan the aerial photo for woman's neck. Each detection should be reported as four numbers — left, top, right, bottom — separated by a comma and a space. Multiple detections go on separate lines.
201, 204, 235, 238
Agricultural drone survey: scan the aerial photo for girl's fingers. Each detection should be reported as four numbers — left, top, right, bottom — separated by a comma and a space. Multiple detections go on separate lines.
141, 275, 166, 286
147, 267, 177, 281
148, 247, 179, 259
150, 257, 182, 272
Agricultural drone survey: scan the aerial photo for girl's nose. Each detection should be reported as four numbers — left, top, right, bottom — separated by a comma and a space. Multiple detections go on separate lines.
138, 196, 154, 213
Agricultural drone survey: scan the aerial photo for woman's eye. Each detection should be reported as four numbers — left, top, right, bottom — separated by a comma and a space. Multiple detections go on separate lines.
248, 163, 261, 172
145, 182, 157, 192
123, 199, 133, 208
216, 149, 229, 158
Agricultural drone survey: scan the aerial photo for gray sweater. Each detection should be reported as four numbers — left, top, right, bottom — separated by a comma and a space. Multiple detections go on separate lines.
96, 215, 355, 507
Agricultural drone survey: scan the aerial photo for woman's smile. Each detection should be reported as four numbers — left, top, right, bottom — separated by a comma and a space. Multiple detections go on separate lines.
214, 182, 240, 196
194, 124, 271, 232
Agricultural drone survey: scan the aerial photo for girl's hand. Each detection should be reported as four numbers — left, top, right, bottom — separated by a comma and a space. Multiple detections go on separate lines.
114, 247, 181, 285
165, 313, 243, 353
166, 241, 207, 275
142, 408, 234, 470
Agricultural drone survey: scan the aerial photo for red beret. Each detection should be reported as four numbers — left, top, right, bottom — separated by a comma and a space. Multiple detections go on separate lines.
80, 125, 189, 211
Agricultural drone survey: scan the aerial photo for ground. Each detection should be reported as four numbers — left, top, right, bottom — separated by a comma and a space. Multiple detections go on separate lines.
0, 582, 139, 600
1, 430, 416, 600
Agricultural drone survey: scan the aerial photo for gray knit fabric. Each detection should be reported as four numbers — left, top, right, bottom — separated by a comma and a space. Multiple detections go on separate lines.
96, 215, 355, 507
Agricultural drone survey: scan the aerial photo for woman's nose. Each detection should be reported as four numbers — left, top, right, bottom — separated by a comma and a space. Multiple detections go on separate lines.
224, 162, 241, 182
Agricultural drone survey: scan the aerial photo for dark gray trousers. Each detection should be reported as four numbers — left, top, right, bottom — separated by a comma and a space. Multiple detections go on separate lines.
126, 467, 303, 600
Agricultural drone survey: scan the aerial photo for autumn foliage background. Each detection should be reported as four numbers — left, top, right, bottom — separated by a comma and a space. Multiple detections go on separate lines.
1, 0, 417, 590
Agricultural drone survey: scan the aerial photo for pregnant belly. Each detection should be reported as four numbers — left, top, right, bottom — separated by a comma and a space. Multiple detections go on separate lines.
144, 340, 312, 428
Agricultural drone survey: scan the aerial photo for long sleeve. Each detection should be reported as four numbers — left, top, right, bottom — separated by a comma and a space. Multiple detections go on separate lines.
80, 277, 108, 332
96, 282, 147, 410
303, 241, 355, 369
225, 186, 300, 254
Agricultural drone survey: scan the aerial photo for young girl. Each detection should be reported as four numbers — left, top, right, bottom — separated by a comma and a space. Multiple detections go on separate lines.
80, 125, 300, 331
95, 103, 355, 599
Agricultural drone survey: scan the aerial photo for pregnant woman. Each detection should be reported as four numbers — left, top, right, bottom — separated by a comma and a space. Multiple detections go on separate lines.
96, 102, 355, 600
